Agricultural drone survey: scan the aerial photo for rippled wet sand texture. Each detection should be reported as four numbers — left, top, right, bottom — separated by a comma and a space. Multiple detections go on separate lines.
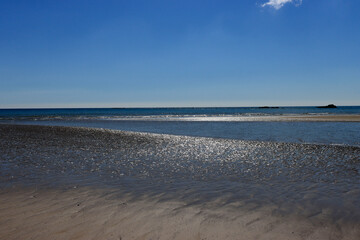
1, 125, 360, 239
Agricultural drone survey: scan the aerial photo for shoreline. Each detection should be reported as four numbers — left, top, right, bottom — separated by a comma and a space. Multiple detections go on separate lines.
1, 124, 360, 239
2, 116, 360, 146
176, 114, 360, 122
279, 114, 360, 122
1, 114, 360, 122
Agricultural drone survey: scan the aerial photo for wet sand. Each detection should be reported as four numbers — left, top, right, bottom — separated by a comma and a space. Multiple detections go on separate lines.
1, 124, 359, 239
185, 114, 360, 122
280, 114, 360, 122
110, 114, 360, 121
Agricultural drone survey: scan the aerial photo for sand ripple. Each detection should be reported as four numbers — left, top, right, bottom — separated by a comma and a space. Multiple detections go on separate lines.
1, 125, 359, 239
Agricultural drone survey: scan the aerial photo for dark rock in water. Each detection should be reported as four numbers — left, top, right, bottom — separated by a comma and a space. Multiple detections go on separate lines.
317, 104, 337, 109
259, 106, 279, 109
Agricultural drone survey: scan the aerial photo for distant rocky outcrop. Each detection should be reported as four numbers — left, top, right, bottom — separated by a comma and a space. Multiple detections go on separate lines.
259, 106, 279, 109
317, 104, 337, 109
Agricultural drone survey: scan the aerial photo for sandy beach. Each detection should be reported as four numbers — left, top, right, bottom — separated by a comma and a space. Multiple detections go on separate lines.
279, 114, 360, 122
1, 186, 359, 240
1, 124, 359, 239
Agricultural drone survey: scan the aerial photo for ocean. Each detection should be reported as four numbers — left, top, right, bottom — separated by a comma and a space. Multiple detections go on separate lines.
2, 106, 360, 119
1, 106, 360, 146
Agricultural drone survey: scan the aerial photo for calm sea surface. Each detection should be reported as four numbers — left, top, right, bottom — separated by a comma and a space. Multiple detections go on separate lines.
1, 106, 360, 118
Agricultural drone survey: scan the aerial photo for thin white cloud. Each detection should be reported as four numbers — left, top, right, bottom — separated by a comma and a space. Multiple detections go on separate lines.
261, 0, 302, 10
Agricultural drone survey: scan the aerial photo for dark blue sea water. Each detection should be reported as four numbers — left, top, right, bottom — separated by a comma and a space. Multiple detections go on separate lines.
1, 106, 360, 119
1, 106, 360, 146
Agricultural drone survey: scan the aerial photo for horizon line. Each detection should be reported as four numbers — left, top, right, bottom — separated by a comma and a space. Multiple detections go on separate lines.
1, 104, 359, 110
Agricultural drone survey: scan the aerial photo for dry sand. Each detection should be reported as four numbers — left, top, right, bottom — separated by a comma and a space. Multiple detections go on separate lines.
1, 186, 359, 240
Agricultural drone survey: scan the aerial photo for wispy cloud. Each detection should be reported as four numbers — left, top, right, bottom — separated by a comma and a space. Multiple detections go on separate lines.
261, 0, 302, 10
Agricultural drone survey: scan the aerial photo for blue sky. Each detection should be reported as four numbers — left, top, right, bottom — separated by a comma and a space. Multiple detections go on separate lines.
1, 0, 359, 108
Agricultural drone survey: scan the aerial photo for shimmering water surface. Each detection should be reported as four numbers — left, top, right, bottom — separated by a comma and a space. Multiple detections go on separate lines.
1, 106, 360, 146
1, 125, 359, 222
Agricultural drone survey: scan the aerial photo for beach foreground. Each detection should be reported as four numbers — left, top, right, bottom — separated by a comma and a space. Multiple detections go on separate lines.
1, 125, 359, 239
1, 186, 359, 240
